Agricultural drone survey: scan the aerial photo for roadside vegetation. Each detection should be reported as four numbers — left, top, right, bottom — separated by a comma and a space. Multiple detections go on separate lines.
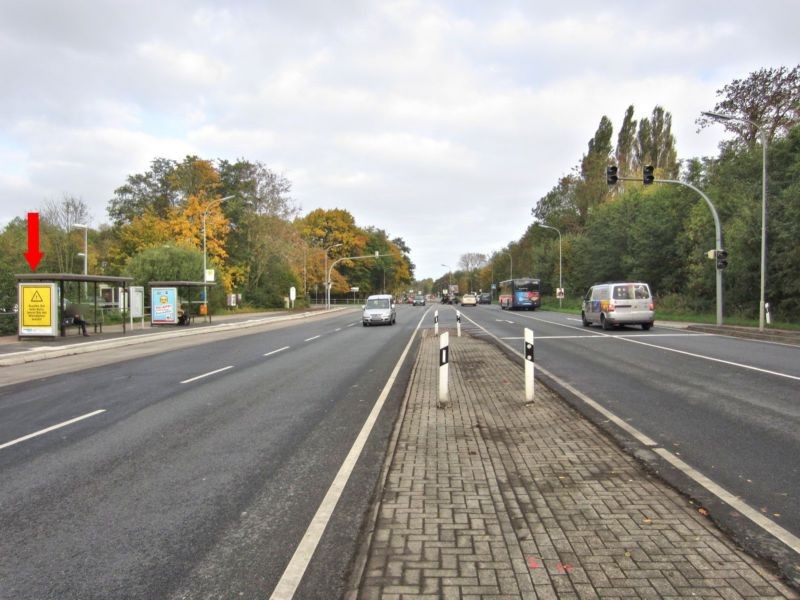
0, 159, 415, 335
420, 66, 799, 327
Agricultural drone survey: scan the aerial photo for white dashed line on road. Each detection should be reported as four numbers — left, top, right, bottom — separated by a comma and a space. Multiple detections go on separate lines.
264, 346, 290, 357
0, 410, 106, 451
180, 366, 234, 384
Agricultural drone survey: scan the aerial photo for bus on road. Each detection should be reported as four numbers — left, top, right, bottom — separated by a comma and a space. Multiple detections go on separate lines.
498, 278, 541, 310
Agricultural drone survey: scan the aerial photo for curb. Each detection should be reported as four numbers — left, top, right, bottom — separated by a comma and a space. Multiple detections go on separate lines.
0, 308, 350, 367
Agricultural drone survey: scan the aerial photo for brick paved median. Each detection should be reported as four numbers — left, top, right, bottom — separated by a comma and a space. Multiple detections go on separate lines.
353, 331, 796, 599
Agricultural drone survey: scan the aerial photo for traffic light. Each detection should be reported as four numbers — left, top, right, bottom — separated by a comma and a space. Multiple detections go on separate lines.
716, 249, 728, 269
643, 165, 655, 185
606, 165, 618, 185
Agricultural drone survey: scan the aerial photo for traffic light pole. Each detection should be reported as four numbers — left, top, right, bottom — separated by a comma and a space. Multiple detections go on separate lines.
618, 176, 724, 326
327, 252, 394, 310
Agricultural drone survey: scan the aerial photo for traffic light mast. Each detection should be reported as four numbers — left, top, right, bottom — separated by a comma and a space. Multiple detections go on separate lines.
606, 165, 725, 326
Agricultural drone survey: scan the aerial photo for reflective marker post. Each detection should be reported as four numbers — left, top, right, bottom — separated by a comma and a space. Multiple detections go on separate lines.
456, 310, 461, 337
524, 328, 534, 402
438, 331, 449, 407
434, 309, 439, 336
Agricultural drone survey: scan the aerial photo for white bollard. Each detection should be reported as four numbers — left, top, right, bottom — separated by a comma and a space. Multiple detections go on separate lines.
438, 331, 449, 407
434, 309, 439, 335
524, 328, 535, 402
456, 310, 461, 337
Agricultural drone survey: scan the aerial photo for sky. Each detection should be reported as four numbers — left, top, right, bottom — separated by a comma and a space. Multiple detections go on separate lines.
1, 1, 797, 280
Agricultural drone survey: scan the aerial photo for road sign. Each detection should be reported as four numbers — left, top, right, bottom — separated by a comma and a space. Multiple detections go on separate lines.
556, 288, 565, 299
151, 287, 178, 324
18, 282, 57, 336
130, 286, 144, 318
204, 269, 215, 283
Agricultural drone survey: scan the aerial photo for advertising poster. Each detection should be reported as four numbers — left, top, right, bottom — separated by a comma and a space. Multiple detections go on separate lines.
18, 282, 58, 337
151, 287, 178, 324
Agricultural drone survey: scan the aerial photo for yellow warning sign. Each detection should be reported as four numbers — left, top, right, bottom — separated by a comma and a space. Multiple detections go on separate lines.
22, 285, 53, 328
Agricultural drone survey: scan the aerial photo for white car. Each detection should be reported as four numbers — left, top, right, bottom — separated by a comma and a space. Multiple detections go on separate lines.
460, 293, 478, 307
362, 294, 397, 326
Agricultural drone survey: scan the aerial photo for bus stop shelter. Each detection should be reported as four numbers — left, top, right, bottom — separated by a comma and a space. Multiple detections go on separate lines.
148, 281, 217, 325
15, 273, 134, 338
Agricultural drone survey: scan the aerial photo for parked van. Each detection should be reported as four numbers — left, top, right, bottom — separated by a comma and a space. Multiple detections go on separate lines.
362, 294, 396, 326
581, 282, 654, 330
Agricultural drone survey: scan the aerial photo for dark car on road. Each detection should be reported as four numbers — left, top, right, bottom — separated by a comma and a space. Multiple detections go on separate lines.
478, 292, 491, 304
413, 294, 426, 306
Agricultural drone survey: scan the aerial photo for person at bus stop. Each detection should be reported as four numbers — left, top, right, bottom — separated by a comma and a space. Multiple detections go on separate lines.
73, 313, 90, 336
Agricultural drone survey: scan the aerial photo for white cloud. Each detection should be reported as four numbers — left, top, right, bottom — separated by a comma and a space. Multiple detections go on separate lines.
0, 0, 796, 278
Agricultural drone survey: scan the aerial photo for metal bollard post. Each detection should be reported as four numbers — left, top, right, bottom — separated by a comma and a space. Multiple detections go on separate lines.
456, 310, 461, 337
434, 309, 439, 335
524, 328, 534, 402
438, 331, 449, 407
765, 302, 772, 325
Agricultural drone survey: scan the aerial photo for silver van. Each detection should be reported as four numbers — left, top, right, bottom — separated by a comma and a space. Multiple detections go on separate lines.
581, 282, 654, 330
362, 294, 396, 326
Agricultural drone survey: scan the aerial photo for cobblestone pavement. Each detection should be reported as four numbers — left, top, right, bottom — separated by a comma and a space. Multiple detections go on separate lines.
352, 331, 797, 599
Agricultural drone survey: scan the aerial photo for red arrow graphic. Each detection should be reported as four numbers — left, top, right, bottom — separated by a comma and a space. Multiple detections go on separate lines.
24, 212, 44, 271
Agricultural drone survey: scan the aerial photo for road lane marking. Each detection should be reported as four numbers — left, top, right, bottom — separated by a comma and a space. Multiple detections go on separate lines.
512, 312, 800, 382
180, 365, 234, 384
264, 346, 290, 357
304, 335, 321, 342
459, 309, 800, 553
613, 335, 800, 381
534, 333, 715, 340
270, 309, 429, 600
654, 448, 800, 553
0, 410, 106, 451
334, 328, 342, 332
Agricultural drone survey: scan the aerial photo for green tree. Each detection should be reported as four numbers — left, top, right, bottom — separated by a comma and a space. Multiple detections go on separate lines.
126, 245, 204, 285
697, 65, 800, 145
615, 105, 638, 176
575, 116, 614, 223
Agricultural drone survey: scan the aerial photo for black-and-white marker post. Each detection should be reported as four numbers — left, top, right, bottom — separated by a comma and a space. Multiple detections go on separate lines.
438, 331, 449, 407
456, 310, 461, 337
524, 327, 534, 402
434, 309, 439, 335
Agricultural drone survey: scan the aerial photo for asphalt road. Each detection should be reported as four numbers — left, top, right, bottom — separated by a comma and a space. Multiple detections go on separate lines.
0, 307, 425, 599
434, 304, 800, 546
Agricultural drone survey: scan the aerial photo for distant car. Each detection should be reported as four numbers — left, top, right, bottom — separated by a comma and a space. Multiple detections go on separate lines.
362, 294, 396, 326
460, 293, 478, 307
478, 292, 491, 304
413, 294, 426, 306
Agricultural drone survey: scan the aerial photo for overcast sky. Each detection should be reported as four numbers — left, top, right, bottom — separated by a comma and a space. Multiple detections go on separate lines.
1, 1, 797, 279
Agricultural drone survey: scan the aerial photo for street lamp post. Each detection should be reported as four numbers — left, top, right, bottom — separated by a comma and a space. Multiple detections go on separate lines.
534, 221, 562, 308
202, 195, 235, 316
702, 111, 768, 330
325, 243, 343, 310
73, 223, 88, 299
502, 252, 512, 281
441, 263, 452, 300
328, 252, 389, 309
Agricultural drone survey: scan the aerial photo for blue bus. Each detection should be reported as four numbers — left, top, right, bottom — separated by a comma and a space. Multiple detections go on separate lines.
498, 278, 541, 310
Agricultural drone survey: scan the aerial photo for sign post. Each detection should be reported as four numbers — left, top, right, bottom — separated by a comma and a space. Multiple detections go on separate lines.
456, 310, 461, 337
289, 286, 297, 309
150, 287, 178, 325
130, 286, 145, 329
524, 328, 535, 402
434, 309, 439, 335
438, 331, 449, 407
